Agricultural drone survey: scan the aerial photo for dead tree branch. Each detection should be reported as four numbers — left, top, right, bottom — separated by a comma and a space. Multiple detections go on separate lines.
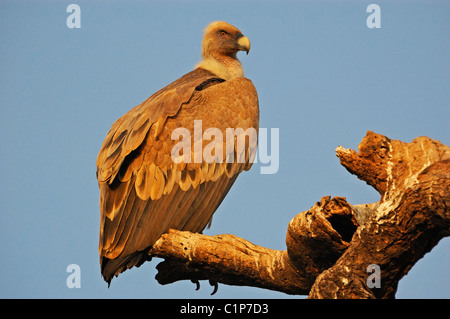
150, 131, 450, 298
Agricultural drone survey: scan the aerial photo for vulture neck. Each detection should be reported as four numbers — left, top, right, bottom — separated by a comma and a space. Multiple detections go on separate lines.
196, 54, 244, 80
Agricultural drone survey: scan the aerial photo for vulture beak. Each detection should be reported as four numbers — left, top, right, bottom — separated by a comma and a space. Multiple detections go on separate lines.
237, 35, 251, 55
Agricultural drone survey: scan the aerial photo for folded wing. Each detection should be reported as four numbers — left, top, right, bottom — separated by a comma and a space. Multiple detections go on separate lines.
96, 68, 259, 283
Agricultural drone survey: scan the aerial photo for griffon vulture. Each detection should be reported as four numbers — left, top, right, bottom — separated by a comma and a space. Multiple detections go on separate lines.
96, 21, 259, 284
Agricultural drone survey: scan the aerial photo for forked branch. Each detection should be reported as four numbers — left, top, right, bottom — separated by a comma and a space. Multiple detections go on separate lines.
150, 131, 450, 298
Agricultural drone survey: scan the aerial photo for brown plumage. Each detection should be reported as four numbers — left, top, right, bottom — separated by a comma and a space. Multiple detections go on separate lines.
96, 21, 259, 284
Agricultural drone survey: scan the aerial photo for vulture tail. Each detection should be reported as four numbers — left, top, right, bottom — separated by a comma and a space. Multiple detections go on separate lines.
101, 252, 151, 286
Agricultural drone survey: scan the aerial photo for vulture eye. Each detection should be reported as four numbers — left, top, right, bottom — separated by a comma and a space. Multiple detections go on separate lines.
220, 30, 228, 37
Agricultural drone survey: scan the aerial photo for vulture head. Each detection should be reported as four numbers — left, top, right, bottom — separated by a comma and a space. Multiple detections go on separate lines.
202, 21, 250, 58
197, 21, 251, 79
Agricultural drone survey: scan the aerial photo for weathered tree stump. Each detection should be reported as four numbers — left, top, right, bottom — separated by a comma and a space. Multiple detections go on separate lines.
150, 131, 450, 298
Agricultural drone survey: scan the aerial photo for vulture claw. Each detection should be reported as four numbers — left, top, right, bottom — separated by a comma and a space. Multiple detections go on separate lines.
209, 279, 219, 295
191, 279, 200, 291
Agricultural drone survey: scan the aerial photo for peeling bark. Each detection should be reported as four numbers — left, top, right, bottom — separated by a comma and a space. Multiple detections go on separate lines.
152, 231, 309, 295
150, 131, 450, 298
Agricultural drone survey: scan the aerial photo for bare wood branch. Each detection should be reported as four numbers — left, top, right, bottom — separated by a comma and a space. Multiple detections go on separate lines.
309, 133, 450, 298
151, 195, 360, 294
285, 196, 358, 287
149, 131, 450, 298
151, 230, 310, 295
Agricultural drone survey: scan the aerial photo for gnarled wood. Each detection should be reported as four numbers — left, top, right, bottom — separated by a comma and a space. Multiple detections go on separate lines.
310, 133, 450, 299
149, 131, 450, 298
151, 195, 359, 294
152, 231, 308, 295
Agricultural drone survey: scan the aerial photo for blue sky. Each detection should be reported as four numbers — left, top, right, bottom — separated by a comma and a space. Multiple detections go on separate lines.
0, 0, 449, 298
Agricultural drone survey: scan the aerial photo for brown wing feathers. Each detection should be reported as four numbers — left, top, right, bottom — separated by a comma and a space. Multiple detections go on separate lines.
97, 73, 258, 283
97, 22, 258, 284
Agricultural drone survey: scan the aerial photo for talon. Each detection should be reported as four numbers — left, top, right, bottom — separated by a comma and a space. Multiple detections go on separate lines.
209, 279, 218, 295
191, 279, 200, 291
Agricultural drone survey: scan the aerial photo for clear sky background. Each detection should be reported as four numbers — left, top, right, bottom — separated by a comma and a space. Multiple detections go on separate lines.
0, 0, 449, 299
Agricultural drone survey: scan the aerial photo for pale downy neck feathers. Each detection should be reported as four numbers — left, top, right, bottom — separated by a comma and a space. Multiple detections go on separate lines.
194, 21, 246, 80
196, 56, 244, 80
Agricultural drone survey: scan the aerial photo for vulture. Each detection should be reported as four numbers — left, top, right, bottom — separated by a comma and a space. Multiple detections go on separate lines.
96, 21, 259, 284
